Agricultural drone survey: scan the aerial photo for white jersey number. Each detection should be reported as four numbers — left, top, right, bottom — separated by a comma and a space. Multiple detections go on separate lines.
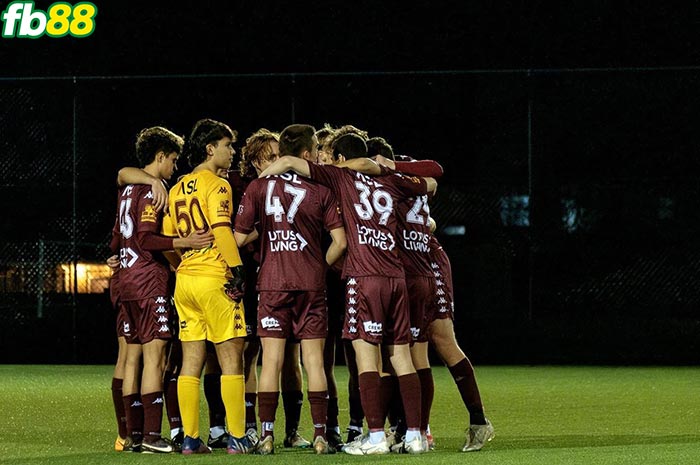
119, 198, 134, 239
354, 181, 393, 225
265, 178, 307, 223
406, 195, 430, 225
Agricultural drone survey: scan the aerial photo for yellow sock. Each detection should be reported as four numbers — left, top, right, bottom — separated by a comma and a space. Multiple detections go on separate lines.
221, 374, 245, 437
177, 375, 201, 439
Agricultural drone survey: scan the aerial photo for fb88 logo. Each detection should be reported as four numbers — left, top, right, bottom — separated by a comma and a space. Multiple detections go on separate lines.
1, 1, 97, 38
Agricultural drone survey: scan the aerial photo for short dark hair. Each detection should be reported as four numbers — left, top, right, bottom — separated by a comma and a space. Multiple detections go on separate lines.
332, 133, 367, 160
135, 126, 184, 166
185, 118, 237, 168
366, 136, 394, 161
279, 124, 316, 157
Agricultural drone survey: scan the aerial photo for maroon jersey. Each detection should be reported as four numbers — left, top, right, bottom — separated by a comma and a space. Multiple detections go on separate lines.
235, 171, 343, 291
308, 163, 428, 278
396, 194, 433, 277
115, 184, 170, 301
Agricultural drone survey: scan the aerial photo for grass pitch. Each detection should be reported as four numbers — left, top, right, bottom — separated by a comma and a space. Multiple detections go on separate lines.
0, 365, 698, 465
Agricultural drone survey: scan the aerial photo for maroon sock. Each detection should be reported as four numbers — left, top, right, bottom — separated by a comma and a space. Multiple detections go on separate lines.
397, 373, 422, 431
448, 358, 486, 424
358, 372, 383, 430
163, 371, 182, 430
111, 378, 127, 439
141, 391, 164, 442
258, 391, 279, 439
379, 375, 395, 424
383, 375, 405, 435
203, 373, 226, 429
123, 393, 144, 442
348, 370, 364, 427
416, 368, 434, 432
245, 392, 258, 431
308, 391, 328, 439
326, 396, 339, 430
282, 390, 303, 435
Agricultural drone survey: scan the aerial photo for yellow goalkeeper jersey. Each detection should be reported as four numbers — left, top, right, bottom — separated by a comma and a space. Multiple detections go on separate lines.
162, 169, 240, 278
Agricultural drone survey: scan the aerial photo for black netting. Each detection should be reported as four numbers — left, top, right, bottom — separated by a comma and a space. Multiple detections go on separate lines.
1, 72, 699, 364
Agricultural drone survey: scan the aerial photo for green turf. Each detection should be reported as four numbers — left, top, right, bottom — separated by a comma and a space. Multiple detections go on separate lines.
0, 365, 698, 465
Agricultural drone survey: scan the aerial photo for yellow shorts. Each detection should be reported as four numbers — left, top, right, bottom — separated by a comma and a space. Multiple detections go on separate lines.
173, 273, 247, 343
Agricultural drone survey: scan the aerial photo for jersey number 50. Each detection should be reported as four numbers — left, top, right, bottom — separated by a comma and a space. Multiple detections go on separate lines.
174, 198, 209, 236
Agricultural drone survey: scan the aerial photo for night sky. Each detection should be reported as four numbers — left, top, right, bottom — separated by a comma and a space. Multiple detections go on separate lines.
3, 1, 700, 77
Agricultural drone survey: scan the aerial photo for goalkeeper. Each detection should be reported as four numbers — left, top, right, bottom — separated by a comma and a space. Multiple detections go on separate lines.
161, 118, 253, 455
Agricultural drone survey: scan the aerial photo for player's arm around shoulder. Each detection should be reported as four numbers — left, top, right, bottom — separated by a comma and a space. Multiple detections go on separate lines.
337, 157, 383, 175
117, 167, 168, 212
258, 156, 311, 178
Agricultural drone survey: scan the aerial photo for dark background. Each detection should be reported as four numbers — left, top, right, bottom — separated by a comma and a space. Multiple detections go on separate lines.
1, 1, 700, 364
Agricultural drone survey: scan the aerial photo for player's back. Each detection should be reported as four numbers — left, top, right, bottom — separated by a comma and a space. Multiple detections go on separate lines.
117, 184, 170, 300
163, 169, 232, 278
236, 172, 342, 291
396, 194, 434, 277
308, 163, 428, 279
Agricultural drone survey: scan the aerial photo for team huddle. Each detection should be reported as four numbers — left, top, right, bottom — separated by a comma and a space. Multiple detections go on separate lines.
106, 119, 494, 455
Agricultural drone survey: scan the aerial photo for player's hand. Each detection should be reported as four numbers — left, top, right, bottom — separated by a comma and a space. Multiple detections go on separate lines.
372, 154, 396, 170
106, 254, 119, 269
224, 266, 246, 302
183, 230, 215, 250
150, 180, 169, 213
428, 216, 437, 234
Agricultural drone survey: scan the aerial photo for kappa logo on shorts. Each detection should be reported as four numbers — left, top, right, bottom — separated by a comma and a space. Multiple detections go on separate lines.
157, 315, 168, 323
436, 279, 445, 287
434, 270, 442, 278
155, 296, 166, 304
347, 278, 357, 285
438, 297, 447, 304
156, 306, 166, 313
348, 297, 357, 305
180, 320, 187, 329
123, 322, 130, 334
347, 307, 357, 315
261, 316, 281, 329
437, 288, 445, 296
348, 326, 357, 334
347, 288, 357, 295
348, 317, 357, 324
218, 186, 228, 194
439, 305, 450, 313
431, 262, 439, 269
158, 324, 169, 333
410, 327, 420, 339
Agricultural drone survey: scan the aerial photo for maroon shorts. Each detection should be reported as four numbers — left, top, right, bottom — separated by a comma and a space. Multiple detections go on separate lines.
342, 276, 411, 345
115, 302, 130, 338
121, 295, 173, 344
429, 248, 455, 322
257, 290, 327, 340
406, 275, 438, 343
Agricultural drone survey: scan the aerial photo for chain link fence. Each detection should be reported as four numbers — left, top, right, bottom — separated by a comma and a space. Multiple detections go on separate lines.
1, 71, 699, 364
